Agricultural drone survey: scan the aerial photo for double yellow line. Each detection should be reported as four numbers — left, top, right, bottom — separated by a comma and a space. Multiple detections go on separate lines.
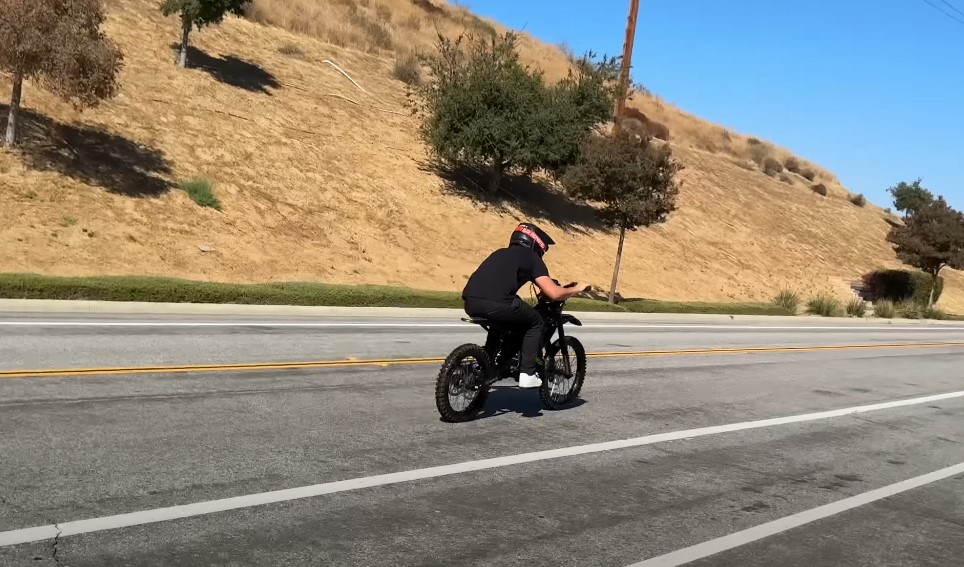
2, 341, 963, 380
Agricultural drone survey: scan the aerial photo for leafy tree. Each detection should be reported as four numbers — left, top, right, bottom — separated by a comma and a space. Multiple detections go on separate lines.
0, 0, 123, 146
534, 51, 620, 178
412, 32, 542, 192
562, 131, 683, 303
160, 0, 252, 68
888, 178, 934, 219
411, 32, 619, 192
886, 197, 964, 307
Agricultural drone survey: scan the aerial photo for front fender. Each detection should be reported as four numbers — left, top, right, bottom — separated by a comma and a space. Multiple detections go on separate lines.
561, 314, 583, 326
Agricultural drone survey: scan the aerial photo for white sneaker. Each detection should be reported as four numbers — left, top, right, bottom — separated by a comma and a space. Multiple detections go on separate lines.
519, 373, 542, 389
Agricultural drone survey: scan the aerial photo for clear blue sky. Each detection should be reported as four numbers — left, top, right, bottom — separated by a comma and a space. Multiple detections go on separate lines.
460, 0, 964, 210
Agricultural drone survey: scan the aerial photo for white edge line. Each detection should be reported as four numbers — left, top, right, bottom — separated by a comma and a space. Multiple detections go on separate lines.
0, 322, 961, 331
1, 390, 962, 547
627, 461, 964, 567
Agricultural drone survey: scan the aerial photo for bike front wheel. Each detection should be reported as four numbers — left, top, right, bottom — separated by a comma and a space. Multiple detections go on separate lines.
539, 336, 587, 410
435, 344, 491, 423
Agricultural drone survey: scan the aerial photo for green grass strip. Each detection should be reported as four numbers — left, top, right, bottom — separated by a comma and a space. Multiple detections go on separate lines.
0, 273, 807, 316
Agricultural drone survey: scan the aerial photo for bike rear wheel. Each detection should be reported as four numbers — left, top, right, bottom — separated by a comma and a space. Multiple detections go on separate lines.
539, 336, 586, 410
435, 344, 491, 423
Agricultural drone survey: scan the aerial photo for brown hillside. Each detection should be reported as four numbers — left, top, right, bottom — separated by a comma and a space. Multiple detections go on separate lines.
0, 0, 961, 312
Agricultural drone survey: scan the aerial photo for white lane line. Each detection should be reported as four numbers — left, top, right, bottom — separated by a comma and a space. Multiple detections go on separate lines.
0, 321, 960, 331
627, 461, 964, 567
1, 390, 962, 547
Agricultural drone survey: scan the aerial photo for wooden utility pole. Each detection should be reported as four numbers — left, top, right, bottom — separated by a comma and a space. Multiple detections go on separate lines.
611, 0, 640, 137
608, 0, 640, 304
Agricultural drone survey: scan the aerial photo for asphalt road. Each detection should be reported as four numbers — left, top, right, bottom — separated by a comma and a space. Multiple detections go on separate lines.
1, 312, 964, 566
2, 311, 964, 370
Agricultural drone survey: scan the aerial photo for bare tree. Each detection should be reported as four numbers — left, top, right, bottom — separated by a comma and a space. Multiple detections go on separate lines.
0, 0, 123, 146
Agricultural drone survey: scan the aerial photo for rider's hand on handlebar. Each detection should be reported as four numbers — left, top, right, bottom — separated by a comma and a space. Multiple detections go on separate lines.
567, 283, 590, 294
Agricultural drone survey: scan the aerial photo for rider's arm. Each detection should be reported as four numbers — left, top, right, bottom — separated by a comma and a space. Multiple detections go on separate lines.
534, 276, 583, 301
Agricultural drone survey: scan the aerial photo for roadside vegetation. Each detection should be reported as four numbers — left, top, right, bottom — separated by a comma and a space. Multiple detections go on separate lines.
0, 273, 786, 315
771, 179, 964, 319
179, 178, 222, 210
773, 290, 800, 315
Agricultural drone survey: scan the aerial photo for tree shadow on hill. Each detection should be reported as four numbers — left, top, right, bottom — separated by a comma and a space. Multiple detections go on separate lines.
177, 45, 281, 95
3, 105, 173, 197
422, 160, 606, 234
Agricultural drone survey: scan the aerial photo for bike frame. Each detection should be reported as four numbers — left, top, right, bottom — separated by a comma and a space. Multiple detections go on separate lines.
469, 298, 582, 387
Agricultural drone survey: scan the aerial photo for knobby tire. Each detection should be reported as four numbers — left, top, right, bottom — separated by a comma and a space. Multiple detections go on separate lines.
435, 343, 491, 423
539, 336, 587, 410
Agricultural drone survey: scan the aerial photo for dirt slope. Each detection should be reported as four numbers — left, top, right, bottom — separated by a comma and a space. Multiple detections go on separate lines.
0, 0, 960, 311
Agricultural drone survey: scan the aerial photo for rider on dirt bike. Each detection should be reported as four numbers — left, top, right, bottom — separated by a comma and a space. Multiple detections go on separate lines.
461, 223, 589, 389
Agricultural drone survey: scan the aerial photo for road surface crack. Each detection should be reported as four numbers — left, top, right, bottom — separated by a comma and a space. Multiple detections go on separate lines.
51, 523, 62, 565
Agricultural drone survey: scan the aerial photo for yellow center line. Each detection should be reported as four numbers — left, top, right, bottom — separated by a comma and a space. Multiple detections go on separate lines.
1, 341, 962, 380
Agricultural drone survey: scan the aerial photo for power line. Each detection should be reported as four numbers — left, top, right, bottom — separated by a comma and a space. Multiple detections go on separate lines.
939, 0, 964, 18
921, 0, 964, 25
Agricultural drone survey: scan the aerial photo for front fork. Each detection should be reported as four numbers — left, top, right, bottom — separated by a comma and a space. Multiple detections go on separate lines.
537, 311, 573, 380
555, 322, 573, 379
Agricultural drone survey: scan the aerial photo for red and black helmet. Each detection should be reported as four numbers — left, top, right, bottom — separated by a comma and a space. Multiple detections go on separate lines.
509, 222, 555, 257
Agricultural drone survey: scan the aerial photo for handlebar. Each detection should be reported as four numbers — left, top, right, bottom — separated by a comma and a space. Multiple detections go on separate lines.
537, 280, 591, 304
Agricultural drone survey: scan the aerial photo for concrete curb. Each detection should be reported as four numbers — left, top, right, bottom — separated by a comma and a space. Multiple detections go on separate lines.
0, 299, 466, 318
1, 299, 962, 327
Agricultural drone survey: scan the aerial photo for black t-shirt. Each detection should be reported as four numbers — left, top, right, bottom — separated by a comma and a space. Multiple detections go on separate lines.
462, 246, 550, 303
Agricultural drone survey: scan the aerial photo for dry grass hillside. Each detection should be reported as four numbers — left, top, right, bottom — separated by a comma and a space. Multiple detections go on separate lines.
0, 0, 961, 312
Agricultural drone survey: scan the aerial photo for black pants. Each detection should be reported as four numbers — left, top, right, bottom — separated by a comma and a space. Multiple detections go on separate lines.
464, 296, 544, 375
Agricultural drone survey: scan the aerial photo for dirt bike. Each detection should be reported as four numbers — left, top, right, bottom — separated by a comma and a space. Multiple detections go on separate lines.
435, 281, 588, 423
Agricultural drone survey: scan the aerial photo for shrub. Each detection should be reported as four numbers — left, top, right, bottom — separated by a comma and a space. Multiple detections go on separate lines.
873, 299, 895, 319
807, 294, 843, 317
179, 178, 222, 210
747, 137, 761, 145
728, 157, 756, 171
849, 193, 867, 207
923, 306, 945, 320
278, 42, 305, 58
811, 183, 828, 196
801, 168, 817, 181
773, 289, 800, 315
784, 156, 801, 174
779, 172, 793, 185
861, 269, 944, 307
749, 142, 774, 167
846, 296, 867, 317
897, 302, 922, 319
393, 54, 421, 85
763, 157, 784, 176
